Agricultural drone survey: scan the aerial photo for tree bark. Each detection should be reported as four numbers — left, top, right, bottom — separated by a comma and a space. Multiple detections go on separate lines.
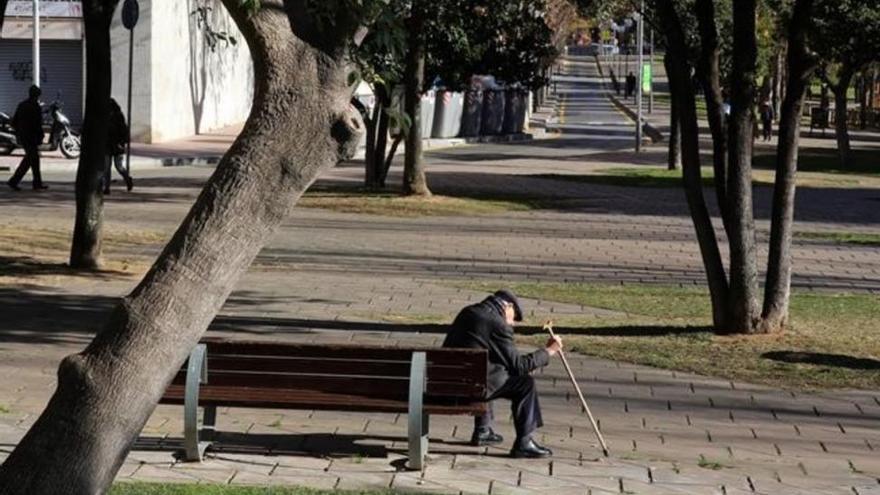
667, 68, 682, 171
68, 0, 119, 270
402, 1, 431, 197
694, 0, 730, 234
0, 1, 363, 492
760, 0, 815, 333
832, 66, 854, 167
0, 0, 8, 33
724, 0, 761, 333
656, 0, 730, 330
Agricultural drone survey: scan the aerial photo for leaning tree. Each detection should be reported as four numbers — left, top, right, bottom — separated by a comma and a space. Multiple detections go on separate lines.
0, 0, 367, 491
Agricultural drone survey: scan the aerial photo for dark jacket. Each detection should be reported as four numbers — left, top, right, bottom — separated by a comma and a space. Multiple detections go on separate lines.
107, 102, 128, 155
12, 98, 44, 147
443, 296, 550, 395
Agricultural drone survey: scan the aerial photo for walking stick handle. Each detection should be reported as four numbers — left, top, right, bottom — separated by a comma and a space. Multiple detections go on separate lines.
543, 321, 610, 456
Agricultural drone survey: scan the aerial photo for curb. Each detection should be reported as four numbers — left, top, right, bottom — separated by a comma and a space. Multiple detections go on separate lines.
607, 93, 665, 143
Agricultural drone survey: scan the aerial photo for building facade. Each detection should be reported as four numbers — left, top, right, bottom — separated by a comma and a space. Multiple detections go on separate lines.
1, 0, 253, 143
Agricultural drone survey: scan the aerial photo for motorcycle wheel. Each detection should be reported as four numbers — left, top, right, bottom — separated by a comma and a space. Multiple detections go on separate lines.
60, 132, 81, 159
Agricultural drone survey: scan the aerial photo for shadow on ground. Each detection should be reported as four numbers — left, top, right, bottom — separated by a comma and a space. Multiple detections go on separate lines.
762, 351, 880, 370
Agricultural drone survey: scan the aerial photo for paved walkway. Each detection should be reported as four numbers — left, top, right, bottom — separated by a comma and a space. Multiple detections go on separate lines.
1, 56, 879, 494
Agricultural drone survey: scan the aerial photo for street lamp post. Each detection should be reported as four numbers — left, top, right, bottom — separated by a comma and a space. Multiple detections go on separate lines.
635, 2, 644, 152
649, 29, 654, 114
32, 0, 40, 86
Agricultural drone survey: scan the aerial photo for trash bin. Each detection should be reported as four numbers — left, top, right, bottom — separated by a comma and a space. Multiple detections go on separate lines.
420, 90, 435, 138
502, 88, 527, 134
480, 88, 506, 135
459, 89, 483, 137
431, 90, 464, 138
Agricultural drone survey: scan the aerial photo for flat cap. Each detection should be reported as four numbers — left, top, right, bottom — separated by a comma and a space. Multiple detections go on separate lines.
494, 289, 523, 322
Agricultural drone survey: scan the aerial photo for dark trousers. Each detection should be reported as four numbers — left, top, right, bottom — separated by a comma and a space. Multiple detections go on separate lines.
103, 153, 130, 190
475, 375, 543, 440
9, 144, 42, 187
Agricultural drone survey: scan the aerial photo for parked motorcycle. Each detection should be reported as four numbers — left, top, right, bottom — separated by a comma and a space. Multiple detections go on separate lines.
0, 100, 81, 159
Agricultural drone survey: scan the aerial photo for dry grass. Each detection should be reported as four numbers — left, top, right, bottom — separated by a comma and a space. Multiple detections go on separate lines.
0, 222, 170, 284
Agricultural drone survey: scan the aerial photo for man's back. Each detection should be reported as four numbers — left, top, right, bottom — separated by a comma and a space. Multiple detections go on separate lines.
13, 99, 43, 147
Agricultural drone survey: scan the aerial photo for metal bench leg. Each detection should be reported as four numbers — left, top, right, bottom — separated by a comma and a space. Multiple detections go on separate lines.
407, 352, 428, 471
202, 406, 217, 442
183, 344, 211, 461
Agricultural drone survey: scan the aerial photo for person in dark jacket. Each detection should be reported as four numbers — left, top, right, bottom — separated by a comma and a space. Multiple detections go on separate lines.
102, 98, 133, 194
7, 85, 46, 191
443, 289, 562, 458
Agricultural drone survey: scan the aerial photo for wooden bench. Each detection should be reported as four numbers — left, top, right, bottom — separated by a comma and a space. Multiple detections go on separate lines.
158, 338, 488, 469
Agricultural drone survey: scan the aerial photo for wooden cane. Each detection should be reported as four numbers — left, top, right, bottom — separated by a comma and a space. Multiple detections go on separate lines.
544, 320, 610, 456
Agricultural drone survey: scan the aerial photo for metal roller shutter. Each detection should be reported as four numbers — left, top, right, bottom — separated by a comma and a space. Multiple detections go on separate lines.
0, 39, 83, 126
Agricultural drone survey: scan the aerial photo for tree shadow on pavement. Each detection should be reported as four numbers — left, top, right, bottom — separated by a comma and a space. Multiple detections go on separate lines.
0, 256, 130, 279
762, 351, 880, 370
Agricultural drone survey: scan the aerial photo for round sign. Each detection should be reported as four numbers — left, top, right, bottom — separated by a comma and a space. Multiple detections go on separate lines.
122, 0, 139, 30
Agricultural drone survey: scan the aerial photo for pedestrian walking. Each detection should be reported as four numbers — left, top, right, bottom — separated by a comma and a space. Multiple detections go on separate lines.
7, 85, 47, 191
760, 99, 774, 141
625, 72, 636, 99
103, 98, 133, 194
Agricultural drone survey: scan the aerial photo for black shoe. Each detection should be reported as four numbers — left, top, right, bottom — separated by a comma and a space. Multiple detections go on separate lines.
510, 437, 552, 458
7, 180, 20, 191
125, 176, 133, 192
470, 428, 504, 446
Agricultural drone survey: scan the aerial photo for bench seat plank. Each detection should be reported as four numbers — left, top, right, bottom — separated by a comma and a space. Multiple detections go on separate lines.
160, 385, 487, 415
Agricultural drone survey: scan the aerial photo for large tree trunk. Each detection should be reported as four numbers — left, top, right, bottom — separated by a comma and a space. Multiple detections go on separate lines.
760, 0, 815, 333
402, 1, 431, 197
656, 0, 730, 330
694, 0, 730, 234
68, 0, 119, 270
833, 67, 854, 167
0, 1, 363, 492
724, 0, 761, 333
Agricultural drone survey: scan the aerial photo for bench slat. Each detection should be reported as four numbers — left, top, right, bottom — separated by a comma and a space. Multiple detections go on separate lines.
172, 371, 484, 398
202, 339, 485, 365
200, 356, 484, 384
160, 385, 487, 415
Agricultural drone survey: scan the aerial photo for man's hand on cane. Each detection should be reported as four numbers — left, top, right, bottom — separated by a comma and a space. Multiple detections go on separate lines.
545, 335, 563, 356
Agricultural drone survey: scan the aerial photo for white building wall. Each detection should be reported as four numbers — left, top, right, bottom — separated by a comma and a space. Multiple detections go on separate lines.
148, 0, 252, 143
110, 0, 152, 141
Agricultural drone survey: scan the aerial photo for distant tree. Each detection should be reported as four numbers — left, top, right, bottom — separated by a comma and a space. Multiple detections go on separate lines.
812, 0, 880, 167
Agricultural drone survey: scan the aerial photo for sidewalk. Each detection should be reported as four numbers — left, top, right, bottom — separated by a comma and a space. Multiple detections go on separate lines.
0, 105, 557, 174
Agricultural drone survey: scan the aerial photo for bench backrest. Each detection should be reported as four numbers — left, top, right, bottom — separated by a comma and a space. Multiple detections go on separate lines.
170, 338, 488, 408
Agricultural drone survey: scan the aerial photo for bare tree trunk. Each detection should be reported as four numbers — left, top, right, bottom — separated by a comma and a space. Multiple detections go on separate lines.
656, 0, 730, 330
402, 1, 431, 197
68, 0, 119, 270
760, 0, 814, 333
833, 67, 854, 167
667, 72, 682, 171
0, 0, 8, 33
724, 0, 761, 333
694, 0, 730, 234
361, 98, 379, 188
0, 1, 363, 492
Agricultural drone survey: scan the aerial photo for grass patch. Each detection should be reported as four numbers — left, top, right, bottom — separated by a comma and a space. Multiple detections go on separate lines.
794, 231, 880, 247
535, 166, 873, 190
0, 404, 10, 414
697, 455, 729, 470
448, 281, 880, 390
298, 184, 545, 217
753, 147, 880, 177
0, 223, 168, 283
110, 483, 434, 495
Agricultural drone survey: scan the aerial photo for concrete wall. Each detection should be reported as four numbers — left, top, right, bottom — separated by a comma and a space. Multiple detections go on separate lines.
110, 0, 153, 141
110, 0, 253, 143
149, 0, 252, 143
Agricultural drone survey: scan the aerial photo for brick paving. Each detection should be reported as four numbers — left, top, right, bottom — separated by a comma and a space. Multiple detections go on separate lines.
0, 56, 879, 494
